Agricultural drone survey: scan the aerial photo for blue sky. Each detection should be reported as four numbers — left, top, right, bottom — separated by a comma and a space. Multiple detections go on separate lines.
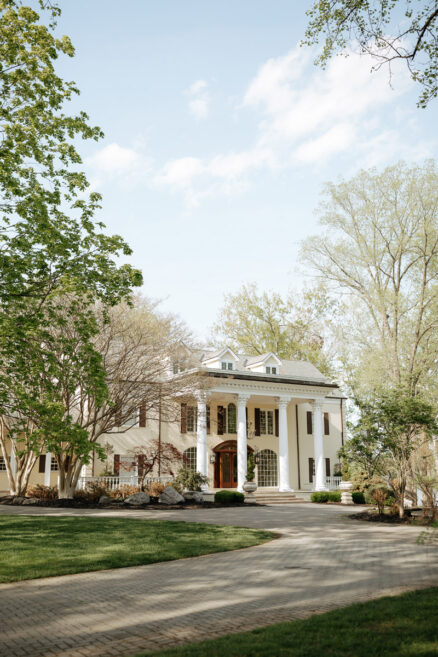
55, 1, 437, 340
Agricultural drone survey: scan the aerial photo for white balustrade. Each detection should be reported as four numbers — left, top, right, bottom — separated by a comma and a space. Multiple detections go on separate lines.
325, 476, 342, 490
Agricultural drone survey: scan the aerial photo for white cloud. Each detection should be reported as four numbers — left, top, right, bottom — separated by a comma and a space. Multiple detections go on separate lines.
86, 46, 431, 207
86, 142, 152, 188
185, 79, 210, 119
155, 46, 422, 206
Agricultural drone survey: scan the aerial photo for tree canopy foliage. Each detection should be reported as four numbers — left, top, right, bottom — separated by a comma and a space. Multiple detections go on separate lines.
302, 0, 438, 107
0, 1, 143, 495
340, 388, 438, 516
211, 283, 336, 376
302, 161, 438, 398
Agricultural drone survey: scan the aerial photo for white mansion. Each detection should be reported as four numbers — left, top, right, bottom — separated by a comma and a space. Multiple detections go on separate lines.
0, 347, 346, 494
98, 347, 345, 493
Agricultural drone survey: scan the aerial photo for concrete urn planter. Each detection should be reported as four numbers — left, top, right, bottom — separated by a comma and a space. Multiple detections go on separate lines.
339, 480, 353, 505
243, 481, 257, 493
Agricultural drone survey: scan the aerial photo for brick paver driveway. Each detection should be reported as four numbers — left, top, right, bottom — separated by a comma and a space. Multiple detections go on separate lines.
1, 503, 437, 657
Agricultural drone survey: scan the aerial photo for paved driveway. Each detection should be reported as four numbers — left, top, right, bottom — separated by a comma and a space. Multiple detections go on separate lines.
0, 503, 437, 657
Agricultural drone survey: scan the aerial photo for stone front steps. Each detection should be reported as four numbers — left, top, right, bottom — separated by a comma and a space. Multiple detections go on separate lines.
251, 492, 306, 504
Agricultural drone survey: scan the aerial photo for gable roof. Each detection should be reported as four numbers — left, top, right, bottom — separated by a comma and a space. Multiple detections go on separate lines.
201, 346, 239, 364
245, 352, 282, 367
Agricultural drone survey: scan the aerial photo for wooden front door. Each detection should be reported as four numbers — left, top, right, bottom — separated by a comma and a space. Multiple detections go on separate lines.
214, 440, 252, 488
218, 451, 238, 488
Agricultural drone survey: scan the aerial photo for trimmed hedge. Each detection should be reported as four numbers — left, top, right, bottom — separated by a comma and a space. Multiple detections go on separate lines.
352, 491, 366, 504
215, 490, 245, 505
311, 491, 341, 503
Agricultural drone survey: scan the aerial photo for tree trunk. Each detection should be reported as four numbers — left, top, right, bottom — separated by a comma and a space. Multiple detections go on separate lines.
57, 458, 83, 499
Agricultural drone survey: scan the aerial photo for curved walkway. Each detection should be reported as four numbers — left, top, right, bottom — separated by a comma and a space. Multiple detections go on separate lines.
0, 503, 437, 657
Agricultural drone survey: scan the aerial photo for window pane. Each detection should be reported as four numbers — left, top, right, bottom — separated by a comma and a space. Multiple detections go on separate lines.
221, 362, 227, 370
272, 367, 277, 374
267, 410, 273, 435
228, 362, 233, 370
183, 447, 197, 471
266, 366, 271, 374
257, 449, 278, 487
260, 410, 267, 434
51, 456, 59, 471
187, 406, 195, 432
0, 457, 6, 471
227, 403, 237, 433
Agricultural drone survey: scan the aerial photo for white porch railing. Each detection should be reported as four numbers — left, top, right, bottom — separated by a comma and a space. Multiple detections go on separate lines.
77, 475, 139, 490
326, 476, 342, 490
77, 474, 174, 491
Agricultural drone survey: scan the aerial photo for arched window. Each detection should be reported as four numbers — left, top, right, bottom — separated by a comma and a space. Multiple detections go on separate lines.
227, 403, 237, 434
257, 449, 278, 487
183, 447, 197, 471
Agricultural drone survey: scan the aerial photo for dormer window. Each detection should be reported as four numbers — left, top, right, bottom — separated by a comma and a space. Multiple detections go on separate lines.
266, 366, 277, 374
221, 362, 233, 371
173, 361, 186, 374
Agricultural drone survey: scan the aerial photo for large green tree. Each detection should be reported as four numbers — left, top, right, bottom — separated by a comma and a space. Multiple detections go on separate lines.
340, 389, 438, 517
0, 1, 142, 495
301, 161, 438, 398
302, 0, 438, 107
211, 283, 336, 376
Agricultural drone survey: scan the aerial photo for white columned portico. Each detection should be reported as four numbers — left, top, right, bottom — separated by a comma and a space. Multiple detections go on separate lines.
196, 393, 208, 479
44, 452, 52, 487
278, 396, 292, 491
237, 393, 250, 492
312, 399, 327, 491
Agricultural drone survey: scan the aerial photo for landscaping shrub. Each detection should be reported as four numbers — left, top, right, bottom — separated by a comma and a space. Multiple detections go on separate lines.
328, 491, 341, 502
175, 467, 209, 492
109, 485, 141, 499
311, 492, 329, 503
74, 482, 109, 503
215, 490, 245, 505
146, 482, 166, 497
26, 485, 58, 500
352, 491, 366, 504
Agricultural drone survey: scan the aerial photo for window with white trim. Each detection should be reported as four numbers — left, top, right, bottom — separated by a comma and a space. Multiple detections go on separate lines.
227, 403, 237, 434
266, 366, 277, 374
260, 409, 274, 435
183, 447, 197, 471
258, 449, 278, 487
186, 405, 198, 433
221, 361, 234, 370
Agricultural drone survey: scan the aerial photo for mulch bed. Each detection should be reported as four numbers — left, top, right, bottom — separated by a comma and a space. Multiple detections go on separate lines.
348, 509, 436, 524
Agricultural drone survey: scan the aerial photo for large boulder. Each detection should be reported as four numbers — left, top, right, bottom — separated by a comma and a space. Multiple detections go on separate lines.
125, 492, 150, 506
183, 491, 203, 503
98, 495, 113, 506
159, 486, 184, 505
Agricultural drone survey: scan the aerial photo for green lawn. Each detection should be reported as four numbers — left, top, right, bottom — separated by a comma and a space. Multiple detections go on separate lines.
137, 588, 438, 657
0, 515, 273, 583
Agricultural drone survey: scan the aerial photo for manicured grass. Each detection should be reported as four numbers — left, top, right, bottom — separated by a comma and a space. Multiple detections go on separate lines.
137, 588, 438, 657
0, 516, 273, 583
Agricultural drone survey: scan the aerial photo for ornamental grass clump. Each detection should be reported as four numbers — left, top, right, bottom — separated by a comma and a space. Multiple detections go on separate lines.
26, 485, 58, 501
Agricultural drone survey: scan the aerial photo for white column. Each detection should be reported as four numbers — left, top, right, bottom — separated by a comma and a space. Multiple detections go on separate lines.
312, 399, 327, 491
237, 394, 250, 492
278, 396, 292, 491
196, 394, 208, 479
44, 452, 52, 487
